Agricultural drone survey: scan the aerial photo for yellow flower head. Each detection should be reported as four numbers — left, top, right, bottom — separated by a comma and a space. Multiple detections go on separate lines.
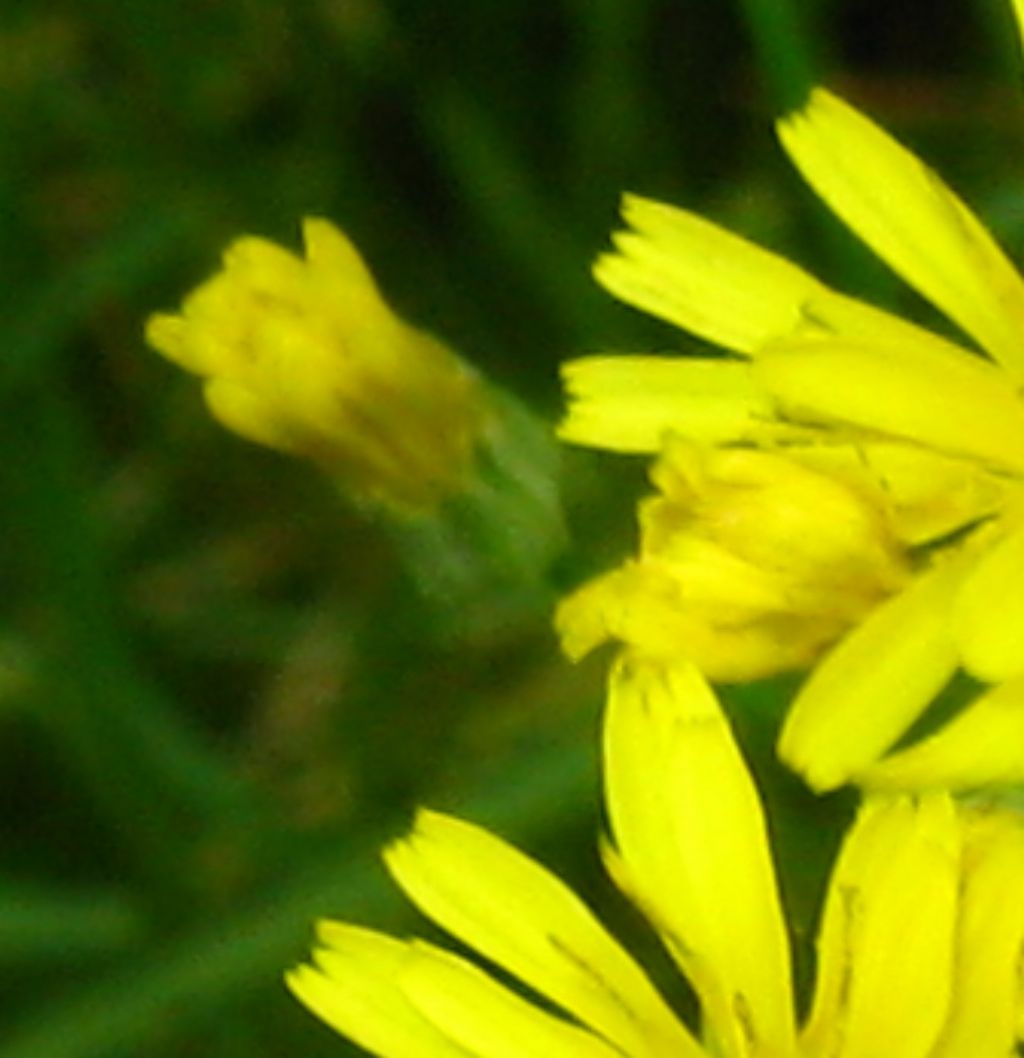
558, 55, 1024, 790
557, 437, 909, 681
287, 655, 1024, 1058
147, 219, 484, 513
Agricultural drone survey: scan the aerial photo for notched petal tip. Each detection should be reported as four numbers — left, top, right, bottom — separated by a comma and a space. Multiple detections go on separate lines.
775, 85, 827, 133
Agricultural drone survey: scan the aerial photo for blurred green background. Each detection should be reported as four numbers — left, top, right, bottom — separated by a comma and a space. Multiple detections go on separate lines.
3, 0, 1023, 1055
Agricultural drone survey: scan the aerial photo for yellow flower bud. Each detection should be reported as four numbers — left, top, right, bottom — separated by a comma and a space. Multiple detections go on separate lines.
557, 440, 910, 681
146, 218, 484, 513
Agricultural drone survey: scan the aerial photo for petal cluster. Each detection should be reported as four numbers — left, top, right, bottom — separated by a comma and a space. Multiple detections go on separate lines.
147, 219, 483, 512
557, 439, 909, 680
288, 657, 1024, 1058
559, 88, 1024, 791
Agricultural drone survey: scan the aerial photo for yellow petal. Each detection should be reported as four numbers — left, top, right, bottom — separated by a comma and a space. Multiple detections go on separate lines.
303, 216, 378, 289
593, 193, 831, 355
592, 185, 973, 361
145, 313, 204, 374
557, 356, 781, 453
778, 88, 1024, 377
597, 195, 969, 361
399, 942, 623, 1058
755, 336, 1024, 474
603, 654, 796, 1057
952, 521, 1024, 682
778, 561, 961, 792
647, 442, 908, 612
801, 794, 959, 1058
384, 810, 701, 1058
221, 234, 307, 303
555, 554, 786, 662
285, 925, 468, 1058
785, 285, 970, 350
790, 441, 1004, 547
202, 378, 301, 454
859, 675, 1024, 791
302, 217, 403, 343
553, 558, 830, 681
929, 808, 1024, 1058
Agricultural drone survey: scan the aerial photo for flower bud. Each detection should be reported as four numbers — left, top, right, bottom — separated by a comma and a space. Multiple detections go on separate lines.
147, 218, 483, 513
557, 440, 910, 681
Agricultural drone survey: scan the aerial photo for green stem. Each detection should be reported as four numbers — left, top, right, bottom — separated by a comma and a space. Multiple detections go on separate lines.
735, 0, 821, 112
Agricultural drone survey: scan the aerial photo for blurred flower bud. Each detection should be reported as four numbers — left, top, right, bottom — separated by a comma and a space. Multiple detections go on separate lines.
147, 218, 483, 513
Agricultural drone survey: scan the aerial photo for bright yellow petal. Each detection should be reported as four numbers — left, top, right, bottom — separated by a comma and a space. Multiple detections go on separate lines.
557, 356, 783, 453
755, 336, 1024, 474
593, 193, 831, 355
384, 810, 701, 1058
555, 551, 834, 681
778, 561, 961, 792
929, 808, 1024, 1058
399, 942, 625, 1058
1016, 0, 1024, 53
801, 794, 959, 1058
790, 441, 1004, 547
556, 554, 781, 651
595, 192, 968, 361
285, 925, 469, 1058
645, 441, 909, 614
778, 88, 1024, 377
859, 675, 1024, 790
782, 284, 967, 349
603, 654, 796, 1058
592, 196, 935, 361
952, 521, 1024, 682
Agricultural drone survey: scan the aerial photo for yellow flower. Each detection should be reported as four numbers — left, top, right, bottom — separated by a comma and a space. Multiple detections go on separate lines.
558, 81, 1024, 791
557, 437, 910, 681
147, 219, 483, 513
287, 655, 1024, 1058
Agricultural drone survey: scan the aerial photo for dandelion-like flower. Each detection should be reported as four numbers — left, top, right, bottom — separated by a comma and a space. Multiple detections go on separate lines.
147, 219, 483, 513
558, 22, 1024, 791
288, 655, 1024, 1058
